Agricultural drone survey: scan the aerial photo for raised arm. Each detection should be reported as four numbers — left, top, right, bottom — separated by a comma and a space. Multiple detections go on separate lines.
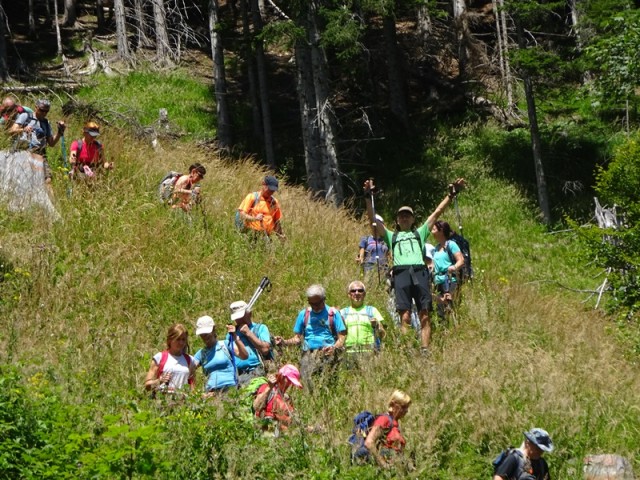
426, 178, 466, 229
363, 179, 386, 238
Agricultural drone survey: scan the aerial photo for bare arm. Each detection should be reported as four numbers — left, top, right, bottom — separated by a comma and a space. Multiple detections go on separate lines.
426, 178, 466, 229
143, 360, 170, 391
333, 332, 346, 349
275, 333, 303, 347
363, 179, 386, 238
364, 425, 387, 467
240, 324, 272, 356
449, 251, 465, 274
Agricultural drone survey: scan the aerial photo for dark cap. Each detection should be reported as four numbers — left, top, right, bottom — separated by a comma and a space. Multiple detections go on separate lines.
264, 175, 279, 191
397, 206, 414, 216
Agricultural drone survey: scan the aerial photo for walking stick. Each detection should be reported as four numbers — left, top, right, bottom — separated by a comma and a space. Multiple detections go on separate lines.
60, 134, 72, 197
369, 177, 382, 285
453, 195, 464, 238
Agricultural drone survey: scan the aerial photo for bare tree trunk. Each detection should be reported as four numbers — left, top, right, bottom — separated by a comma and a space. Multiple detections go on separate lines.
452, 0, 470, 78
416, 1, 432, 46
114, 0, 131, 60
28, 0, 37, 38
302, 0, 343, 204
0, 0, 9, 82
493, 0, 513, 106
516, 16, 551, 224
568, 0, 583, 51
63, 0, 77, 27
250, 0, 275, 169
209, 0, 232, 147
240, 0, 262, 139
152, 0, 172, 66
383, 13, 409, 129
133, 0, 153, 49
96, 0, 106, 31
54, 0, 63, 56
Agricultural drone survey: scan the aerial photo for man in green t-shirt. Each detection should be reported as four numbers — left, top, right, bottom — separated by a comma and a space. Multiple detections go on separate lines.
340, 280, 386, 354
363, 178, 465, 354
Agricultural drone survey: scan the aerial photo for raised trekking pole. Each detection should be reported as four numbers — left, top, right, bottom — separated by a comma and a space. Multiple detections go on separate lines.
246, 276, 272, 312
368, 177, 382, 285
60, 132, 72, 198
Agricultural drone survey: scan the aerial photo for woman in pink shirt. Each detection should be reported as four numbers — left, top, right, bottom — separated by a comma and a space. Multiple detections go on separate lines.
69, 121, 113, 178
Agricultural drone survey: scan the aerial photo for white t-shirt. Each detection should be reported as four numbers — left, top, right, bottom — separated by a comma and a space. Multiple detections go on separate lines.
153, 351, 193, 391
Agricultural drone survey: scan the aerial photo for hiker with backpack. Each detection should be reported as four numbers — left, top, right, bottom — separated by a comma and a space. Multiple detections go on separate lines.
340, 280, 386, 355
143, 324, 194, 394
0, 97, 33, 129
171, 163, 206, 212
349, 389, 412, 468
192, 315, 248, 396
69, 121, 113, 179
8, 99, 66, 186
236, 175, 285, 239
493, 428, 554, 480
274, 284, 346, 392
430, 220, 465, 322
357, 215, 390, 284
363, 178, 466, 355
253, 364, 303, 434
229, 300, 275, 385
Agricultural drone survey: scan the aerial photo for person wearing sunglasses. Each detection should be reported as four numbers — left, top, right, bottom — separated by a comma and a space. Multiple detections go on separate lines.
9, 98, 65, 185
340, 281, 386, 356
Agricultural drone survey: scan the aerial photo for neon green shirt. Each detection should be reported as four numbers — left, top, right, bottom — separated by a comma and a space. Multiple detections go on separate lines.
341, 305, 384, 353
384, 223, 430, 267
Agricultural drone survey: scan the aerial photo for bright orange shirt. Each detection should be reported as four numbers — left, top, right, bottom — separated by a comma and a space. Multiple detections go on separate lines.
238, 192, 282, 234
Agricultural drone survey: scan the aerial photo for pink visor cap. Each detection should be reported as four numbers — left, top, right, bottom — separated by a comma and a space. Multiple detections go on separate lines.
278, 364, 302, 388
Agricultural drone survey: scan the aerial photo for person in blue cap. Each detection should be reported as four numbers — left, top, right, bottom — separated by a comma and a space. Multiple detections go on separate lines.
493, 427, 554, 480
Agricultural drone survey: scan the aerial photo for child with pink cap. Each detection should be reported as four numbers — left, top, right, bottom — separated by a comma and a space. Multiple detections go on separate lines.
253, 364, 303, 433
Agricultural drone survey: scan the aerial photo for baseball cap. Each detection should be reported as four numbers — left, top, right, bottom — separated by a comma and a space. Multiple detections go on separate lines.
397, 206, 414, 216
229, 300, 248, 322
264, 175, 279, 191
195, 315, 215, 335
524, 428, 554, 452
278, 364, 302, 388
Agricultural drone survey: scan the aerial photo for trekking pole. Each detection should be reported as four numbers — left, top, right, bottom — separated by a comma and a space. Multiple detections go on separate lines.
453, 195, 463, 238
60, 134, 72, 198
246, 276, 272, 312
368, 177, 381, 286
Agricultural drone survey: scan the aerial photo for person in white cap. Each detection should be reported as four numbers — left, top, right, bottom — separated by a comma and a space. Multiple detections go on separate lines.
357, 214, 390, 284
230, 300, 273, 385
363, 177, 466, 355
493, 428, 554, 480
69, 121, 113, 179
192, 315, 248, 395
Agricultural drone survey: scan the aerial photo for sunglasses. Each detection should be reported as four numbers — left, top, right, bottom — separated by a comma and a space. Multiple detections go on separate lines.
349, 288, 365, 293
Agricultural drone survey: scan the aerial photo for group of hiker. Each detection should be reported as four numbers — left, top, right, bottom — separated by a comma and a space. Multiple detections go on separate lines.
1, 96, 111, 185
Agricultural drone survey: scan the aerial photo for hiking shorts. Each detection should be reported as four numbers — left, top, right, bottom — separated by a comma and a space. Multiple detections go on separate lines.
393, 266, 432, 312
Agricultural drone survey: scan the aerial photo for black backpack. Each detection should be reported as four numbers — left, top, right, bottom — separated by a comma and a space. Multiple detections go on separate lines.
446, 233, 473, 283
492, 448, 531, 479
391, 228, 425, 262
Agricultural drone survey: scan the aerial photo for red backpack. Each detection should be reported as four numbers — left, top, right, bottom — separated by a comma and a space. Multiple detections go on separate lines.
157, 350, 194, 387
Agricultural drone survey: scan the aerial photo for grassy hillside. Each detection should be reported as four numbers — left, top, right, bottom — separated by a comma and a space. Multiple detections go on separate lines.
1, 78, 639, 479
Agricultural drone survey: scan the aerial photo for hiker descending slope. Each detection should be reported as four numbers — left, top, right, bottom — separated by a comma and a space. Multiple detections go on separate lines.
363, 178, 466, 355
9, 99, 65, 186
69, 121, 113, 179
493, 428, 554, 480
253, 364, 303, 434
143, 324, 194, 395
171, 163, 206, 212
340, 280, 386, 357
357, 215, 390, 284
0, 97, 33, 129
274, 284, 346, 392
236, 175, 285, 239
192, 315, 248, 396
350, 389, 411, 468
229, 300, 274, 385
430, 220, 465, 322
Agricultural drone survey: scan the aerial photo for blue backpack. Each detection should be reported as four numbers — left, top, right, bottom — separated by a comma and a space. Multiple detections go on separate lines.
348, 411, 393, 462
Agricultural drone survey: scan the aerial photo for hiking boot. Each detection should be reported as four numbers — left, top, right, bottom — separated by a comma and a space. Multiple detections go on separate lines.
420, 347, 431, 358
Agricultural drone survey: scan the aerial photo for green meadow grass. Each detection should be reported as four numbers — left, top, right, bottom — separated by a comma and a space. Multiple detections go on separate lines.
0, 73, 639, 478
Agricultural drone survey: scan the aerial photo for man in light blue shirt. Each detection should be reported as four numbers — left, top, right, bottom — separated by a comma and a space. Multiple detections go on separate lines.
275, 284, 346, 392
230, 300, 273, 385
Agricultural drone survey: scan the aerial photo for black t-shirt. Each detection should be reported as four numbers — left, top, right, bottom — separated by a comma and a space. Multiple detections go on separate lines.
495, 451, 550, 480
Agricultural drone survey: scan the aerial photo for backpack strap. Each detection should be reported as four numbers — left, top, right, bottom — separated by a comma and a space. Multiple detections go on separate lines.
391, 228, 423, 257
225, 336, 238, 386
156, 350, 169, 378
304, 307, 339, 338
183, 354, 194, 386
